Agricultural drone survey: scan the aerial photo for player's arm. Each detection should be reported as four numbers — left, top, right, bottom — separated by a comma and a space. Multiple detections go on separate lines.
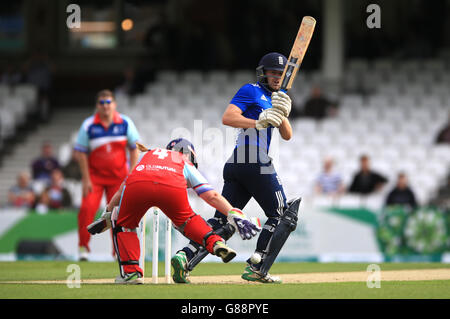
278, 117, 292, 140
106, 180, 125, 212
199, 190, 233, 216
222, 104, 283, 130
128, 148, 139, 172
73, 121, 93, 197
199, 190, 260, 240
222, 104, 257, 129
74, 150, 92, 197
124, 115, 141, 172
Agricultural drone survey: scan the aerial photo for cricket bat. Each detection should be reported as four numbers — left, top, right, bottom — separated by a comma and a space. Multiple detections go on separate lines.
280, 16, 316, 91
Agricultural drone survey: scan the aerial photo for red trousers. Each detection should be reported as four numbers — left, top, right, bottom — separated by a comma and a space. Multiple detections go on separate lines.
114, 181, 222, 275
78, 182, 121, 251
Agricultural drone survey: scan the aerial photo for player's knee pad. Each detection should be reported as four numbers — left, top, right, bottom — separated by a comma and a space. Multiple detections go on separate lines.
259, 197, 302, 275
207, 216, 235, 241
255, 216, 281, 256
184, 219, 235, 271
112, 225, 142, 276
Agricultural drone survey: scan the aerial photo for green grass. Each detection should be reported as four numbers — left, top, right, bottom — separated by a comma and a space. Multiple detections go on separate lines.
1, 261, 449, 281
0, 261, 449, 299
1, 280, 449, 299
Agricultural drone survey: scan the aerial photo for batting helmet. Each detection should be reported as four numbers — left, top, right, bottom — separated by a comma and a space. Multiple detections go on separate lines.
166, 138, 198, 168
256, 52, 287, 91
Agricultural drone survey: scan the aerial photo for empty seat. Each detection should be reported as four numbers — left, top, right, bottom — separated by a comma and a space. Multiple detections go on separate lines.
336, 132, 360, 148
318, 119, 343, 135
292, 119, 317, 134
372, 58, 394, 73
337, 105, 359, 120
145, 82, 170, 97
181, 71, 203, 83
430, 145, 450, 162
362, 134, 385, 148
341, 94, 364, 108
4, 97, 27, 125
354, 107, 379, 121
58, 142, 73, 166
230, 70, 253, 83
0, 84, 10, 99
394, 95, 418, 108
0, 107, 16, 138
376, 83, 401, 97
156, 70, 178, 84
367, 95, 391, 108
402, 83, 428, 97
422, 58, 446, 72
346, 59, 369, 73
398, 60, 421, 74
206, 70, 230, 85
172, 84, 194, 98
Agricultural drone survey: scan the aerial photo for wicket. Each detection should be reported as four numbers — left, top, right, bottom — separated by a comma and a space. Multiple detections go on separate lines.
139, 207, 172, 284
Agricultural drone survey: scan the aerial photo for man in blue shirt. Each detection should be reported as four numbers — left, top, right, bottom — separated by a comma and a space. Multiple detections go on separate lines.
172, 52, 295, 283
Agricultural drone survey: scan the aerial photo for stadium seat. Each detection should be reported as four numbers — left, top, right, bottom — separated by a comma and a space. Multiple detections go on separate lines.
58, 142, 72, 166
0, 107, 16, 139
206, 70, 229, 85
156, 70, 178, 84
0, 84, 10, 99
4, 97, 27, 125
346, 59, 369, 74
181, 70, 204, 84
292, 119, 317, 134
230, 70, 253, 83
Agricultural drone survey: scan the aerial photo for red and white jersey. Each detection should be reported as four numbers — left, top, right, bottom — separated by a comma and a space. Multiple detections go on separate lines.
74, 111, 140, 184
126, 148, 213, 195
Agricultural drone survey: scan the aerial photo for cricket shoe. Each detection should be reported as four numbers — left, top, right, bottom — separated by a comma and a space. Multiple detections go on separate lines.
213, 241, 236, 263
79, 246, 89, 262
115, 271, 144, 285
241, 265, 282, 284
171, 251, 190, 284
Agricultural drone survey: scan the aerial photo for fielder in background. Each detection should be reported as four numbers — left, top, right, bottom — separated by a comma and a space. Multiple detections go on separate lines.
173, 52, 301, 284
87, 138, 260, 284
74, 89, 140, 261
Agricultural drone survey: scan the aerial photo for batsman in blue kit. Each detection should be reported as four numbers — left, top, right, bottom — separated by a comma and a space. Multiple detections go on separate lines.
172, 52, 301, 283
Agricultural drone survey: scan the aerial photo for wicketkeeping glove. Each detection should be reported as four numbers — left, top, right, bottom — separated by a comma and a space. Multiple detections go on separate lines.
227, 208, 261, 240
271, 91, 292, 117
87, 207, 113, 235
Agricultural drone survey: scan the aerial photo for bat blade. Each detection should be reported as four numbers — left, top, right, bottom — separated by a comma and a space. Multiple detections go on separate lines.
280, 16, 316, 91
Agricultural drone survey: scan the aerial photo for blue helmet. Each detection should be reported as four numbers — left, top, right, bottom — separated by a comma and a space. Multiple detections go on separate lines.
256, 52, 287, 91
166, 138, 198, 168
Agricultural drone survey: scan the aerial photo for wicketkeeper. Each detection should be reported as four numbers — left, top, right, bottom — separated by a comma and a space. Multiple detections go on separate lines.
87, 138, 260, 284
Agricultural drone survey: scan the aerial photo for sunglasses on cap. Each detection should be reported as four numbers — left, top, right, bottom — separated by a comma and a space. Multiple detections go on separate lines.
98, 99, 112, 105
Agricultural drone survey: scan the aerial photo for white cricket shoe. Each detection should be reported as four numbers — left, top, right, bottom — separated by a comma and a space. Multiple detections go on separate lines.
115, 272, 144, 285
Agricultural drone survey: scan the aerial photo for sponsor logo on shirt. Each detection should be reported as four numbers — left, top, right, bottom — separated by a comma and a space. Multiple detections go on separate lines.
136, 164, 176, 173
